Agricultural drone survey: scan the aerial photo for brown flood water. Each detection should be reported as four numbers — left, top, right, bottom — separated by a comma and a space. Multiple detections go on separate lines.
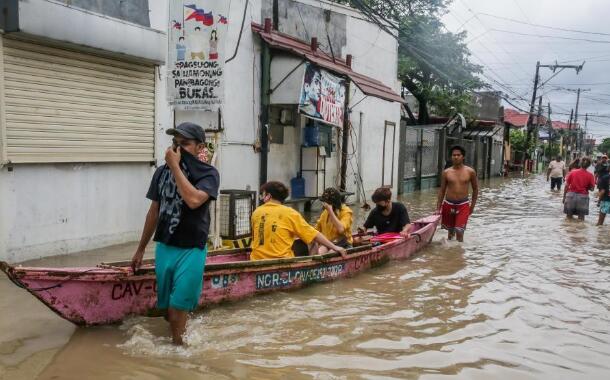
1, 175, 609, 379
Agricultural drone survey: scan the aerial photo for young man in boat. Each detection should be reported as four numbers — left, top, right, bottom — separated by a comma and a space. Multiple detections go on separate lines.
311, 187, 354, 254
357, 187, 412, 237
131, 122, 219, 345
436, 145, 479, 242
251, 181, 348, 261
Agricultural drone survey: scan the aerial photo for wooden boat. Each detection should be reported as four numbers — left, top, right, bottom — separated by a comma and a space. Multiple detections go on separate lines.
0, 215, 439, 326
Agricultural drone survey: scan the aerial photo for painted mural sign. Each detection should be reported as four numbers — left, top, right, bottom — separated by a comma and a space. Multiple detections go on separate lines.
299, 62, 347, 127
167, 1, 229, 110
255, 263, 346, 290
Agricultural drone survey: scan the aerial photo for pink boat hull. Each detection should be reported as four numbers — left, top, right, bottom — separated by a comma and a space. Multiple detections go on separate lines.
1, 216, 439, 325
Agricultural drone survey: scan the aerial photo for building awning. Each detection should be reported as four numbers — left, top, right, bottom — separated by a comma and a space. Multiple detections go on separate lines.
252, 22, 405, 104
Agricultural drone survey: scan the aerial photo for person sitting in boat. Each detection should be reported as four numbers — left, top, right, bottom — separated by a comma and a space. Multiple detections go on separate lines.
250, 181, 348, 261
130, 122, 219, 346
311, 187, 353, 254
357, 187, 412, 237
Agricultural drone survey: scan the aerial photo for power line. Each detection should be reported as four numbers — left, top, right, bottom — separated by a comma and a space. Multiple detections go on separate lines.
479, 12, 610, 37
490, 29, 610, 44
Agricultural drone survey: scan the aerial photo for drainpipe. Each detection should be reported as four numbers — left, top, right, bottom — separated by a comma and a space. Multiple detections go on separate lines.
339, 54, 352, 191
259, 18, 272, 188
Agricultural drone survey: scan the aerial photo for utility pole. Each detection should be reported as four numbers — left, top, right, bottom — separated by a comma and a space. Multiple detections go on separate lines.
568, 108, 574, 160
526, 61, 540, 153
574, 88, 581, 154
534, 96, 543, 172
566, 88, 590, 155
526, 61, 584, 164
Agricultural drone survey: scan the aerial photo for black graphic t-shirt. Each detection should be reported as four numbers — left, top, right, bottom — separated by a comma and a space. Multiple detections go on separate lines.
147, 151, 220, 249
363, 202, 410, 234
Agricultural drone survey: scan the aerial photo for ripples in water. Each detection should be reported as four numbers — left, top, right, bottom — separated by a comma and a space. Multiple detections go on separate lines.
2, 175, 610, 379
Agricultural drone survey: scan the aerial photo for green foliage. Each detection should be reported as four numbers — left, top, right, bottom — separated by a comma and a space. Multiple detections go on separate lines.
510, 129, 533, 153
598, 138, 610, 155
398, 14, 485, 123
543, 143, 560, 158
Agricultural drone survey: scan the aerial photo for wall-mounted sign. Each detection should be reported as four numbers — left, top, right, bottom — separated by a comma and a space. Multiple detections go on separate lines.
299, 62, 346, 127
167, 1, 230, 110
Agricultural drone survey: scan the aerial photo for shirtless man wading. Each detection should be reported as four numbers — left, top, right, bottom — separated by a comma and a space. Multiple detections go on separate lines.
436, 145, 479, 242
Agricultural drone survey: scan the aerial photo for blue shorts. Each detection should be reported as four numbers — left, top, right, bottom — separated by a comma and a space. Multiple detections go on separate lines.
600, 200, 610, 215
155, 243, 207, 311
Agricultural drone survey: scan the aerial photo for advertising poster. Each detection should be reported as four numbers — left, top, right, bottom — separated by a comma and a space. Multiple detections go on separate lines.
167, 1, 230, 110
299, 62, 347, 127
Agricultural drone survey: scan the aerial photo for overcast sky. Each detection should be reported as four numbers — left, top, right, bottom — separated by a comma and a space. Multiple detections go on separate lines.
442, 0, 610, 141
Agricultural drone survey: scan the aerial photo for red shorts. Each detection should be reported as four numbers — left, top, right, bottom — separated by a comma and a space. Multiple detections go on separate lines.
441, 199, 470, 233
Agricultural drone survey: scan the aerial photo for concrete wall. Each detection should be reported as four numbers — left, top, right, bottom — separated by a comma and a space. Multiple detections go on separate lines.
67, 0, 151, 27
344, 12, 401, 200
0, 164, 153, 263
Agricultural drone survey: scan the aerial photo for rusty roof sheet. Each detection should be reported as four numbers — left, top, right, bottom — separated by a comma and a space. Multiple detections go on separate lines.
252, 22, 405, 104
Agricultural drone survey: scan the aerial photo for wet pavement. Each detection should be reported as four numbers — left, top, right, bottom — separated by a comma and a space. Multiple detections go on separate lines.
1, 175, 609, 379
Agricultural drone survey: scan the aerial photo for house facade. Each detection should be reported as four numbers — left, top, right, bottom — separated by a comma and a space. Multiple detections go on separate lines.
0, 0, 403, 262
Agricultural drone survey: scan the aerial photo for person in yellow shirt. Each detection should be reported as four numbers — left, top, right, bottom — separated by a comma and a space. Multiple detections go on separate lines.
250, 181, 348, 261
313, 188, 353, 254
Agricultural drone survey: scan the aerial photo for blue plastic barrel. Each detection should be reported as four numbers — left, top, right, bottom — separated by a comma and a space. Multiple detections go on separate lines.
290, 176, 305, 199
303, 125, 319, 147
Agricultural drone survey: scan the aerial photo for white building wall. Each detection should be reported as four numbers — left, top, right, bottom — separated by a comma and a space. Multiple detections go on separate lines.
344, 10, 402, 200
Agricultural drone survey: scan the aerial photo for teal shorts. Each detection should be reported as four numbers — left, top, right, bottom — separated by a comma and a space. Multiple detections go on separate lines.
600, 200, 610, 215
155, 243, 207, 311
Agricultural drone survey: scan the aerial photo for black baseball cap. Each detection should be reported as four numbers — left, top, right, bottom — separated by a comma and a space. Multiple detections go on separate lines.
166, 122, 205, 143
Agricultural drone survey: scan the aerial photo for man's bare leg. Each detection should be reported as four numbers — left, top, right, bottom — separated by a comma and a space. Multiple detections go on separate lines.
598, 213, 606, 226
456, 231, 464, 242
168, 307, 188, 345
578, 214, 585, 221
447, 231, 455, 240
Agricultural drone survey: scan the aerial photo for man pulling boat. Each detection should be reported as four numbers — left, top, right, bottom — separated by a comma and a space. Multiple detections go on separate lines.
130, 122, 219, 345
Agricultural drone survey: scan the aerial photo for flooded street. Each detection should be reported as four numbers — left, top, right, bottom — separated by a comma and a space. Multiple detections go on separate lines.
1, 175, 609, 379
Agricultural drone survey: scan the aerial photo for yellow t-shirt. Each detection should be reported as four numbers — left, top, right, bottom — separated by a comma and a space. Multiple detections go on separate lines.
250, 203, 319, 260
315, 205, 353, 244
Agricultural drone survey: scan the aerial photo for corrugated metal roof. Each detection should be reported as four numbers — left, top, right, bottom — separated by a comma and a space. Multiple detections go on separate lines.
252, 22, 405, 104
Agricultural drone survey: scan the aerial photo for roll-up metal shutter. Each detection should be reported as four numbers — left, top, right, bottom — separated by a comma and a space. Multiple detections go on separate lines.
0, 36, 155, 163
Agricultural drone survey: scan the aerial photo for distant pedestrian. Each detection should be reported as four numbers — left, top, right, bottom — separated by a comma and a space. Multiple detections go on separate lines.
594, 154, 608, 183
436, 145, 479, 242
563, 157, 595, 221
596, 164, 610, 226
546, 155, 566, 191
568, 158, 581, 172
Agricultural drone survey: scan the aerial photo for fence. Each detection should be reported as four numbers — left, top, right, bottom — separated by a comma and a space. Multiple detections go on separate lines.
402, 126, 441, 193
401, 125, 505, 193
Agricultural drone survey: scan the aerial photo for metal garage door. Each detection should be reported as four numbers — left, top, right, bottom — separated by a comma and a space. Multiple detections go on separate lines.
0, 36, 155, 164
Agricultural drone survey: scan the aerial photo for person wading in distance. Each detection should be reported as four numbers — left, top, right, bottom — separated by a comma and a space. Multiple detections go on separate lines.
436, 145, 479, 242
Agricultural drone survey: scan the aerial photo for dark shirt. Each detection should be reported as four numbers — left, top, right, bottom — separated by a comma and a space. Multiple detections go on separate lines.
363, 202, 410, 233
598, 174, 610, 202
147, 151, 220, 249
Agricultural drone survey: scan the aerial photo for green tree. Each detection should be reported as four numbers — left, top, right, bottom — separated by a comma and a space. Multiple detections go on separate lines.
333, 0, 485, 124
510, 129, 533, 160
598, 137, 610, 155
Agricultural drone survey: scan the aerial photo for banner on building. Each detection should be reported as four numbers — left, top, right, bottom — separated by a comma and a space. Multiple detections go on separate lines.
299, 62, 347, 127
167, 1, 229, 110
